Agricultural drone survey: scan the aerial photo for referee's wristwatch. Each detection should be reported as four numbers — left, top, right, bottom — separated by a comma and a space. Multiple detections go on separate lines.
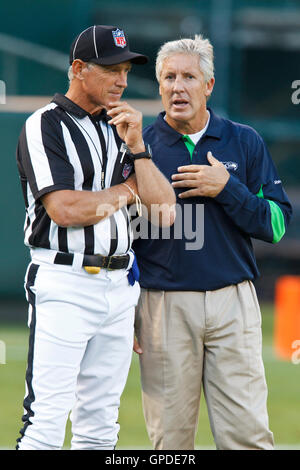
121, 143, 152, 161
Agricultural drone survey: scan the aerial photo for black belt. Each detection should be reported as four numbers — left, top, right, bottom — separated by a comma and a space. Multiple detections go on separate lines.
54, 252, 130, 270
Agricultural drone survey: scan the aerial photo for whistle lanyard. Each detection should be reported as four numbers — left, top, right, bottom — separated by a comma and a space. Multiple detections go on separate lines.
93, 119, 109, 190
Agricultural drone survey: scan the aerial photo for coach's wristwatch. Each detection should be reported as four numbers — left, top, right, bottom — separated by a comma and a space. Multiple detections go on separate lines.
121, 143, 152, 161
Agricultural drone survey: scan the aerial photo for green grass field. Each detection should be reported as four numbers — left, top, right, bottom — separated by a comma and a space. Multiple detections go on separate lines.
1, 303, 300, 450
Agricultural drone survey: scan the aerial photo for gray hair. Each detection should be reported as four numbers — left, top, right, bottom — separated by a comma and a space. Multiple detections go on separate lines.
67, 62, 96, 83
155, 34, 214, 83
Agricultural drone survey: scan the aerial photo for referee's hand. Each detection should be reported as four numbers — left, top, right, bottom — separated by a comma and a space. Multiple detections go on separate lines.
107, 101, 145, 154
133, 336, 143, 355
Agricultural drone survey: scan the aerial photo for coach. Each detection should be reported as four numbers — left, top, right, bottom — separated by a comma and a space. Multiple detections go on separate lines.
133, 35, 292, 450
16, 25, 175, 450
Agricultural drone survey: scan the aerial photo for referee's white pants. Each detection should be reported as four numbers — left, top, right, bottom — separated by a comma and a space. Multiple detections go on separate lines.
17, 256, 140, 450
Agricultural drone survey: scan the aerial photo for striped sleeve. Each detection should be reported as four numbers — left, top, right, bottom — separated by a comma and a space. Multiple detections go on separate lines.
19, 107, 75, 201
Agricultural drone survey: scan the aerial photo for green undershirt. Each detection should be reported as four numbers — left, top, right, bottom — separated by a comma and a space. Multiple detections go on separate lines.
182, 135, 195, 161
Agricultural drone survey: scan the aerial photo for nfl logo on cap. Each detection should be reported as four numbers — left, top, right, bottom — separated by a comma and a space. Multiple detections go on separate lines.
112, 29, 127, 48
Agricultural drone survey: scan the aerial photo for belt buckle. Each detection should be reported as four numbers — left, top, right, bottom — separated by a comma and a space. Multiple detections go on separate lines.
106, 256, 114, 271
84, 253, 101, 275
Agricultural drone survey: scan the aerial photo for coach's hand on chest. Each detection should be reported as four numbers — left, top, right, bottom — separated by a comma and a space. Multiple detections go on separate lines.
171, 151, 230, 199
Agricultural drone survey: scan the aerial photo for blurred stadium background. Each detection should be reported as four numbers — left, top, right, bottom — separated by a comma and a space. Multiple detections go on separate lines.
0, 0, 299, 450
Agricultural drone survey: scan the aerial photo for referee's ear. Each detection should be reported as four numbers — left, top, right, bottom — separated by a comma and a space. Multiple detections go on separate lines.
72, 59, 86, 81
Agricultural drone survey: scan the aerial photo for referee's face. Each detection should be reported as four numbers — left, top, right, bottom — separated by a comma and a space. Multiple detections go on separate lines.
81, 61, 132, 113
159, 53, 214, 133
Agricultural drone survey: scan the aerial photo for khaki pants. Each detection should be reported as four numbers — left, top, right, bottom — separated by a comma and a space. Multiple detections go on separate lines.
134, 281, 274, 450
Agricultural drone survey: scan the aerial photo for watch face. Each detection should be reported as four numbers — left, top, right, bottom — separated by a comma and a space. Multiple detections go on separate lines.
140, 144, 152, 159
124, 144, 152, 160
133, 151, 151, 160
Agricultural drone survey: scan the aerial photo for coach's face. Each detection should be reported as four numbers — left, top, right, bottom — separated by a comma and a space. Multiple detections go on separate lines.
159, 53, 214, 133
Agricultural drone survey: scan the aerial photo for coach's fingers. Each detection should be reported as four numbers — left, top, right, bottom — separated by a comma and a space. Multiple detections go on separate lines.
172, 179, 198, 188
207, 151, 224, 167
171, 172, 199, 181
133, 336, 143, 354
177, 165, 204, 172
178, 188, 201, 198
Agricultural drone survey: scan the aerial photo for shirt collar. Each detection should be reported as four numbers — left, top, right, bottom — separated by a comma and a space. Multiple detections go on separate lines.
205, 107, 224, 139
153, 107, 224, 145
51, 93, 109, 122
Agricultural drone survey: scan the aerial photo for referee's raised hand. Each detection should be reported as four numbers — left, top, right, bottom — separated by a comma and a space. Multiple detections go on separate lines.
107, 101, 145, 154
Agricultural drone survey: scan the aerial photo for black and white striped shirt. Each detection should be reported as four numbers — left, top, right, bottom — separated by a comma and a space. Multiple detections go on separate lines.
16, 93, 135, 256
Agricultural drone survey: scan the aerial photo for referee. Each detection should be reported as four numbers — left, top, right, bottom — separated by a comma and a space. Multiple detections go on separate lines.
16, 25, 175, 450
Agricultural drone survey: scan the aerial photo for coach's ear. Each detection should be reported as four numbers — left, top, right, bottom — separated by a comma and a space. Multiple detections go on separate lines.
205, 77, 215, 98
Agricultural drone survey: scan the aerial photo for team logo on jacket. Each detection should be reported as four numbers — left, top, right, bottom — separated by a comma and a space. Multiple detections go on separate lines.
221, 161, 238, 171
112, 29, 127, 48
122, 163, 133, 179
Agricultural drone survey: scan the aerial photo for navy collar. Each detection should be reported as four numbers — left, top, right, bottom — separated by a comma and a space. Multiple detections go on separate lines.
51, 93, 109, 122
153, 107, 224, 145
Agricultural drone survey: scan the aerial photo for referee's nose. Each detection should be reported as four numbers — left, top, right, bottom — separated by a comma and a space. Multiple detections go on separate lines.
115, 69, 128, 89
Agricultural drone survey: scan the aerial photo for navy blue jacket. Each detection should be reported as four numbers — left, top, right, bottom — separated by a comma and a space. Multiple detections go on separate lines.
133, 108, 292, 291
